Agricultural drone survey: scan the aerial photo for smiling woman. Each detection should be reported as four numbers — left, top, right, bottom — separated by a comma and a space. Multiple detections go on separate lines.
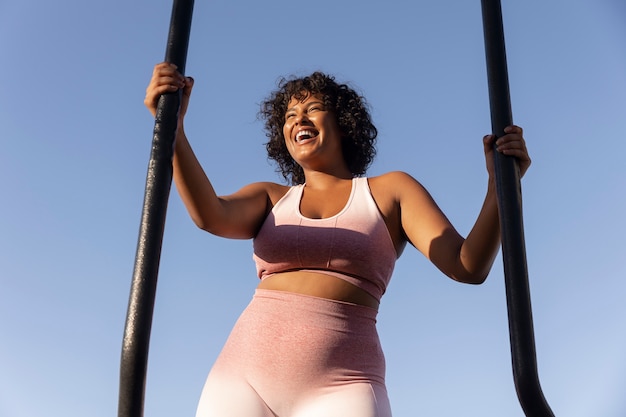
261, 72, 378, 185
281, 94, 348, 179
143, 62, 531, 417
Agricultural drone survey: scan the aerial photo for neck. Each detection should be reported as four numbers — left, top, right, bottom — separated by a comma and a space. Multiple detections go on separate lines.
302, 169, 354, 190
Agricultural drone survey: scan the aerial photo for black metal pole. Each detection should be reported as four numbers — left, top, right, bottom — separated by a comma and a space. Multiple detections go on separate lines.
118, 1, 194, 417
480, 1, 555, 416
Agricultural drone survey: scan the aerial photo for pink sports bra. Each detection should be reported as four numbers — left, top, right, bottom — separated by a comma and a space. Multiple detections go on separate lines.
253, 177, 397, 302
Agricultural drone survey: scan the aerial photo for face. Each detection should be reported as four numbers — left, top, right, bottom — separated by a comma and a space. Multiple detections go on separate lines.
282, 93, 345, 170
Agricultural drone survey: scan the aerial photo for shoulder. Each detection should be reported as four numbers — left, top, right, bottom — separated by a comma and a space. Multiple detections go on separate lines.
368, 171, 428, 198
238, 181, 292, 205
367, 171, 438, 219
369, 171, 415, 182
365, 171, 424, 214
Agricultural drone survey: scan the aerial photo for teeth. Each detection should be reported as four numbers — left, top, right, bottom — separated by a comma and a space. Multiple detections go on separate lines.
296, 130, 316, 142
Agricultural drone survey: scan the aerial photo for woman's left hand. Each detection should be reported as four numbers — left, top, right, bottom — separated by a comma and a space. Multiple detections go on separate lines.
483, 125, 531, 178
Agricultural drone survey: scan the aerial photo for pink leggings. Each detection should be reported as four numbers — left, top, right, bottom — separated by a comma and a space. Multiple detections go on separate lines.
196, 289, 392, 417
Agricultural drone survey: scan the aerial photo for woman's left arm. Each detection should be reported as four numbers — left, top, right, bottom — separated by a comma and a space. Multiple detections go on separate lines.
397, 125, 530, 284
457, 125, 531, 283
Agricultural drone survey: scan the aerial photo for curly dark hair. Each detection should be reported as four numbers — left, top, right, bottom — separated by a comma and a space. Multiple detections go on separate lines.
259, 72, 377, 185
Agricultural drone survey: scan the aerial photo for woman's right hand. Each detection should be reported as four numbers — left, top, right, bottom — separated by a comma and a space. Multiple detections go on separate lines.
144, 62, 194, 122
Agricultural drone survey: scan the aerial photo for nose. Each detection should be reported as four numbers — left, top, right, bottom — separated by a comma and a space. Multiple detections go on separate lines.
294, 112, 311, 125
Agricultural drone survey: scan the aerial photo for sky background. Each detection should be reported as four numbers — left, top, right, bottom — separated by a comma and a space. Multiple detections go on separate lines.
1, 0, 625, 416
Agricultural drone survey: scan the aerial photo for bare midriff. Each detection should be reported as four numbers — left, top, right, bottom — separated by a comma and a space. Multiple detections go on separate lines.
257, 270, 380, 310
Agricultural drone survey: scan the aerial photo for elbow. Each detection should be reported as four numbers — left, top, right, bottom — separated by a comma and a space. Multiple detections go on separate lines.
452, 274, 488, 285
450, 265, 490, 285
453, 252, 494, 285
188, 205, 227, 236
193, 215, 254, 240
189, 212, 211, 232
195, 218, 227, 237
191, 215, 223, 236
465, 274, 488, 285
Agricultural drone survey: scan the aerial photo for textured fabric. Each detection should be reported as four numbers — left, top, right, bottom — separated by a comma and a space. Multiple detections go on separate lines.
196, 289, 392, 417
253, 177, 397, 302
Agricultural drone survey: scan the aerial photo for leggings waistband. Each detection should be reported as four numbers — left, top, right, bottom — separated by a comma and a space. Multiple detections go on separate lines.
253, 288, 379, 322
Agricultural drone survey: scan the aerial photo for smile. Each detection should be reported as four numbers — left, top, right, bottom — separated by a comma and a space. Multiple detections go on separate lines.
295, 129, 318, 143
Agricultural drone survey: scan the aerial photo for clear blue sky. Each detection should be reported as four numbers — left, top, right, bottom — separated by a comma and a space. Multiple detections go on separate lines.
1, 0, 625, 416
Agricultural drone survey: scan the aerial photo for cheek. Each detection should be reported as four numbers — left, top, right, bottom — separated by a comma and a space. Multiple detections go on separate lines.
280, 131, 294, 154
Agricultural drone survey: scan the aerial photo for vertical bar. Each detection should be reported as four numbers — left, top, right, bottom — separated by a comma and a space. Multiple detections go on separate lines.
118, 1, 194, 417
480, 1, 555, 416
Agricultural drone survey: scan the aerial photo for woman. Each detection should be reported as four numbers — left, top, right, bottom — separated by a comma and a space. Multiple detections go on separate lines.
144, 62, 530, 417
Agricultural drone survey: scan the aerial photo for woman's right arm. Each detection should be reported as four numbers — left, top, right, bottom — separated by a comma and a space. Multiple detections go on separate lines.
144, 62, 273, 239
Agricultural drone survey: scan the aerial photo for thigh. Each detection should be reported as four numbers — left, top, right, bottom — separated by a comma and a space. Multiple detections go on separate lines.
292, 382, 392, 417
195, 375, 276, 417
